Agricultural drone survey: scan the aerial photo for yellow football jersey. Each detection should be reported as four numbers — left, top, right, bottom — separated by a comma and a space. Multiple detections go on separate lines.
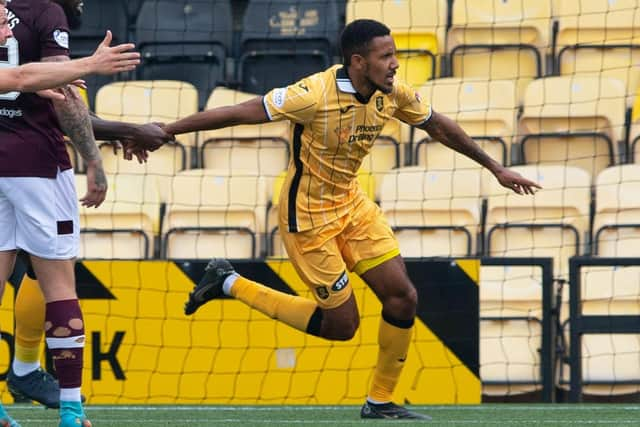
263, 65, 431, 232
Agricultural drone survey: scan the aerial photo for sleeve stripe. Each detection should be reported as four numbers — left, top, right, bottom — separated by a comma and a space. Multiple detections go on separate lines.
262, 96, 273, 121
418, 105, 433, 126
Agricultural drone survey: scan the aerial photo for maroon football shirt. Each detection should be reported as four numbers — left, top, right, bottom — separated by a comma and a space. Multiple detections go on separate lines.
0, 0, 72, 178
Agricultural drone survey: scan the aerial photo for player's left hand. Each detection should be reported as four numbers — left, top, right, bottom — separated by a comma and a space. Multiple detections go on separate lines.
119, 122, 175, 162
494, 167, 542, 195
81, 161, 108, 208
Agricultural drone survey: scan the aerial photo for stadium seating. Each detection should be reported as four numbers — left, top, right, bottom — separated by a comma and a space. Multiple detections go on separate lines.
555, 0, 640, 107
483, 164, 591, 280
75, 173, 160, 259
199, 87, 290, 180
69, 0, 129, 109
238, 0, 341, 94
572, 267, 640, 397
136, 0, 233, 108
162, 169, 267, 259
593, 165, 640, 256
379, 166, 483, 257
345, 0, 448, 85
448, 0, 552, 99
94, 80, 199, 196
413, 78, 518, 170
480, 264, 545, 398
518, 76, 626, 177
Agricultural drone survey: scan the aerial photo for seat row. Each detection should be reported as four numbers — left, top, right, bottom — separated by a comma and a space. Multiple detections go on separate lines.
73, 0, 640, 110
73, 76, 640, 187
74, 163, 640, 264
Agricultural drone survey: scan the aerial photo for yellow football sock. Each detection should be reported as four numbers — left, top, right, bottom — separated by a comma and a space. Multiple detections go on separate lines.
231, 276, 319, 333
14, 276, 45, 364
368, 315, 414, 403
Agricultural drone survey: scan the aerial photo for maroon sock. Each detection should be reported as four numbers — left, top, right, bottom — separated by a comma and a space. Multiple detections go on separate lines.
45, 299, 85, 389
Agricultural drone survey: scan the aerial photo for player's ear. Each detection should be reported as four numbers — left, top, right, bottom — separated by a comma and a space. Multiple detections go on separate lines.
351, 53, 366, 71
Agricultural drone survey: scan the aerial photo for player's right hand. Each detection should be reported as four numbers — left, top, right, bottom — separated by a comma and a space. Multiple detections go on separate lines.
91, 30, 140, 75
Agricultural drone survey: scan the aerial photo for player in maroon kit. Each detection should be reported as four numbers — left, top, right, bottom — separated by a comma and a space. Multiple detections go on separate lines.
0, 1, 168, 426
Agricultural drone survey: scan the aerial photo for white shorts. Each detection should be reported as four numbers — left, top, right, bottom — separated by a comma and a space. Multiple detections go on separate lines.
0, 169, 79, 259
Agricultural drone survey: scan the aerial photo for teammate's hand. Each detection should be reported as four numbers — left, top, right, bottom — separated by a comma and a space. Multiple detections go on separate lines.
90, 30, 140, 75
494, 167, 542, 195
119, 123, 175, 162
81, 161, 108, 208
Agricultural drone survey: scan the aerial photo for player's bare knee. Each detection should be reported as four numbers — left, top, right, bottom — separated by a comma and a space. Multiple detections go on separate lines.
324, 317, 359, 341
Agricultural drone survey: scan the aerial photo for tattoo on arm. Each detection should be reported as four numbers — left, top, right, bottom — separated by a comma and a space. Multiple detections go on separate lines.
43, 55, 102, 164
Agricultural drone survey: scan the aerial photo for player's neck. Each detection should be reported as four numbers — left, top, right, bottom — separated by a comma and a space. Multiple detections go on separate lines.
346, 66, 376, 101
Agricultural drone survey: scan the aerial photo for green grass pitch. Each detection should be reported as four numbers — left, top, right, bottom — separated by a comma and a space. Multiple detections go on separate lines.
7, 404, 639, 426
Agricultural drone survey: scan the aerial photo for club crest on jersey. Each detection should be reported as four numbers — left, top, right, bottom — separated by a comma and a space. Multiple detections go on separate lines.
375, 96, 384, 112
53, 30, 69, 49
316, 286, 330, 300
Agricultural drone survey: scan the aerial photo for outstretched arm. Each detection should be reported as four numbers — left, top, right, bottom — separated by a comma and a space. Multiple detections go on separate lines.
163, 96, 269, 136
0, 31, 139, 93
419, 110, 542, 195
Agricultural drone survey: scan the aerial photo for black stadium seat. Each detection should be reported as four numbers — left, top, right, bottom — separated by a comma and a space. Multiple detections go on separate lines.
69, 0, 129, 109
239, 0, 342, 94
136, 0, 233, 108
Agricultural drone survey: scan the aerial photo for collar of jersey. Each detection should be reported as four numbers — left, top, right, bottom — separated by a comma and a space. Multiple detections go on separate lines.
336, 67, 372, 104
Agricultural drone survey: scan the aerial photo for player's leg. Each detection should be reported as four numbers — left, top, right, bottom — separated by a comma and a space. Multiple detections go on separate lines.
8, 272, 62, 409
342, 197, 430, 420
0, 184, 23, 427
187, 219, 360, 340
12, 170, 90, 427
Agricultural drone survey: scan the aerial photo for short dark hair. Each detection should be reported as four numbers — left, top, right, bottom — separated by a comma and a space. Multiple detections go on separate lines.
340, 19, 391, 66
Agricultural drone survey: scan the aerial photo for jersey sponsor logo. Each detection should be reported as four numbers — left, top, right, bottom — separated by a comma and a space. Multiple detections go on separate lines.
334, 125, 351, 144
375, 96, 384, 112
53, 30, 69, 49
272, 87, 287, 108
331, 272, 348, 292
315, 286, 330, 300
0, 107, 23, 118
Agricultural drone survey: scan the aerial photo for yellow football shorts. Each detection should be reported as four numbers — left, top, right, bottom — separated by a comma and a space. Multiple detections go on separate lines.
281, 194, 400, 309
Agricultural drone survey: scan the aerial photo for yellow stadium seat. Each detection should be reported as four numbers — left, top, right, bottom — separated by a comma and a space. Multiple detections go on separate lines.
95, 80, 199, 196
555, 0, 640, 106
199, 87, 289, 180
346, 0, 448, 85
627, 99, 640, 162
162, 169, 267, 259
75, 173, 160, 259
480, 265, 545, 397
518, 76, 626, 177
448, 0, 552, 99
483, 164, 591, 280
560, 267, 640, 397
414, 78, 518, 169
593, 165, 640, 256
380, 166, 482, 256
